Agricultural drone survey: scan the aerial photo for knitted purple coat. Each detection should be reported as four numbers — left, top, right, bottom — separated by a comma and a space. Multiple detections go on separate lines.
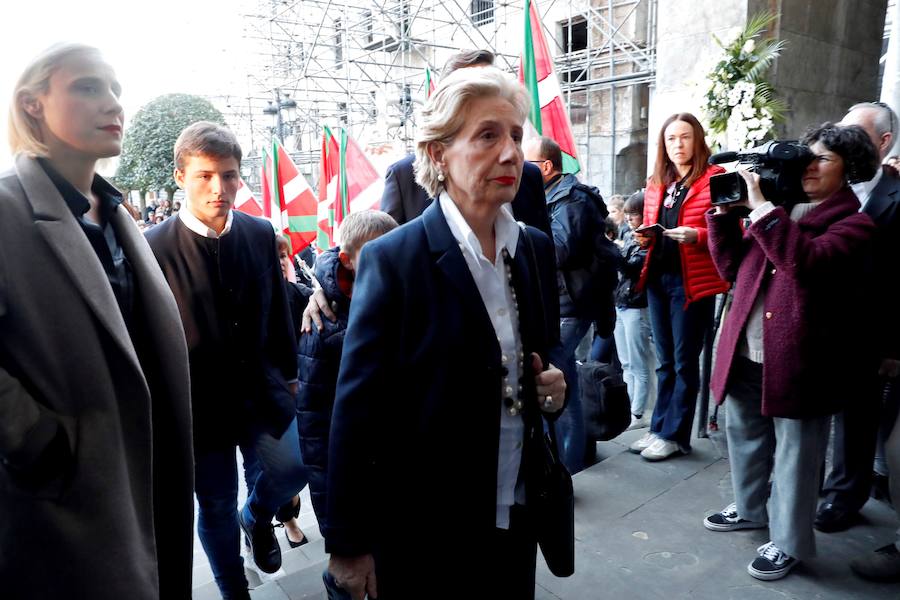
706, 187, 876, 418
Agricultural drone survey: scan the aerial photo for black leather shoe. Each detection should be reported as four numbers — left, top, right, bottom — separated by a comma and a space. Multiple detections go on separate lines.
814, 503, 857, 533
239, 505, 282, 573
871, 473, 892, 505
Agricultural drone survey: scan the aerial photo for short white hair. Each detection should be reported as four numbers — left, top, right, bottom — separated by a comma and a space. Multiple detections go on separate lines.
8, 43, 104, 157
414, 66, 529, 198
847, 102, 899, 143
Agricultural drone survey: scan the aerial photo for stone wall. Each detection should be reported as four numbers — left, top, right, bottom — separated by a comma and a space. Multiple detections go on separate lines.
650, 0, 887, 167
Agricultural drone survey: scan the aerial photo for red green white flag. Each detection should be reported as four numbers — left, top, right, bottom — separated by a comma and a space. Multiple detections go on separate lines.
317, 126, 381, 250
261, 138, 318, 255
234, 177, 263, 217
426, 67, 436, 98
519, 0, 581, 174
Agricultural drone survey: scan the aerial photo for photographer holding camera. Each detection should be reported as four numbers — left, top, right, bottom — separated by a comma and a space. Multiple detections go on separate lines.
702, 123, 878, 581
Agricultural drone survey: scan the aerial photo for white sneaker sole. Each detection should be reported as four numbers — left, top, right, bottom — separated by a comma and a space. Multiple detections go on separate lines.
703, 517, 767, 532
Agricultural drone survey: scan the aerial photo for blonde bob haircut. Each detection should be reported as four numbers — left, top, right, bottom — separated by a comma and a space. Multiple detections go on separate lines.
414, 66, 529, 198
8, 42, 104, 157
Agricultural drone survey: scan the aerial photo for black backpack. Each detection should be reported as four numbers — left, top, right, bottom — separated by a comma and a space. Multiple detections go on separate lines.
565, 183, 620, 335
579, 360, 631, 441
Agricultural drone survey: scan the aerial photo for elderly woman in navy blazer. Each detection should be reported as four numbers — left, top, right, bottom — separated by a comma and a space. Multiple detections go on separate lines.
702, 124, 878, 582
324, 66, 566, 600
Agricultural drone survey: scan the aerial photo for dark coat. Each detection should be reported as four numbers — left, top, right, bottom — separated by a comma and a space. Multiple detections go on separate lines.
146, 211, 298, 450
615, 230, 649, 309
0, 155, 194, 599
324, 201, 559, 595
379, 154, 554, 238
296, 248, 350, 535
707, 187, 876, 418
862, 166, 900, 361
546, 173, 618, 327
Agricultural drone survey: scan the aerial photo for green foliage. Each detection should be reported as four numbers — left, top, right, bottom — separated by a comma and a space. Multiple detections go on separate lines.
702, 11, 789, 150
115, 94, 226, 194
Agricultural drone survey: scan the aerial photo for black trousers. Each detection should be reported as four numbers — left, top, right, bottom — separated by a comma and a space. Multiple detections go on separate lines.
373, 505, 538, 600
821, 376, 884, 512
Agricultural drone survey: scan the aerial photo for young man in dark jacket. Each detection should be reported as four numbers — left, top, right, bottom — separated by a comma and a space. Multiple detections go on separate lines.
296, 210, 397, 597
146, 122, 306, 600
524, 135, 619, 474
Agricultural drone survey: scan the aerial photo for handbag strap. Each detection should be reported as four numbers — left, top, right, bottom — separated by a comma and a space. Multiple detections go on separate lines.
516, 222, 564, 459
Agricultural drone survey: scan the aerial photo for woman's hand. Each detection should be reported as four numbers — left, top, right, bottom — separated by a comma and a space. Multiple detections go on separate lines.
737, 168, 767, 210
531, 353, 566, 413
662, 226, 698, 244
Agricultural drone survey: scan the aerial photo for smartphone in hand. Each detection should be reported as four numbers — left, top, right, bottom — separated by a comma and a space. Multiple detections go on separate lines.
634, 223, 666, 235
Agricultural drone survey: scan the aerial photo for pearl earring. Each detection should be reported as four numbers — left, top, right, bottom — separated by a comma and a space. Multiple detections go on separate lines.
437, 169, 445, 183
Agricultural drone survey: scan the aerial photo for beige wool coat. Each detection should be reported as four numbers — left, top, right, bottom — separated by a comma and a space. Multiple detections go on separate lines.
0, 154, 194, 599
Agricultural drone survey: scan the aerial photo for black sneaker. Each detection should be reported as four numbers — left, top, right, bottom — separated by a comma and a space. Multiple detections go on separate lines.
748, 541, 798, 580
239, 504, 282, 574
704, 502, 767, 532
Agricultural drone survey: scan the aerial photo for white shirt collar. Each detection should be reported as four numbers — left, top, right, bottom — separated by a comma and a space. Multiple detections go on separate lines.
851, 167, 883, 211
178, 204, 234, 238
438, 191, 519, 265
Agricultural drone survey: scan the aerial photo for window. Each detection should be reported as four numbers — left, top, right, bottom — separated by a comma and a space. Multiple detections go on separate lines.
560, 18, 588, 53
334, 18, 343, 67
470, 0, 494, 26
359, 10, 373, 45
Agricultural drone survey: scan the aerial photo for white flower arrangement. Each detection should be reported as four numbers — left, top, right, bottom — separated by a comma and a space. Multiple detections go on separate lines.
702, 12, 788, 151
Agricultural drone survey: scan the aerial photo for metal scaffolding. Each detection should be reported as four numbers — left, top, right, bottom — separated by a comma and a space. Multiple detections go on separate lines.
215, 0, 658, 192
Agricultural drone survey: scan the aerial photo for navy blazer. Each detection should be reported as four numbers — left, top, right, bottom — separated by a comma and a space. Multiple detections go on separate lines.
380, 154, 553, 238
864, 166, 900, 360
323, 201, 559, 589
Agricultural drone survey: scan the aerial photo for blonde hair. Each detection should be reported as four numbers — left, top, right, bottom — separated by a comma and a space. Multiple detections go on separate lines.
414, 66, 529, 198
8, 43, 105, 157
340, 210, 398, 256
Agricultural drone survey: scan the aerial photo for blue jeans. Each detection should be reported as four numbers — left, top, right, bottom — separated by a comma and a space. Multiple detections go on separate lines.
195, 418, 307, 598
646, 273, 714, 448
550, 316, 593, 474
590, 331, 617, 363
614, 307, 652, 417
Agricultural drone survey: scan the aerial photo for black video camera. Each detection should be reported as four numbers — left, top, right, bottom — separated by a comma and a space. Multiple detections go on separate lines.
708, 141, 814, 206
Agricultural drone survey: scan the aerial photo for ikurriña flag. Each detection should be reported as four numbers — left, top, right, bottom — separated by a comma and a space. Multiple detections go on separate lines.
234, 177, 263, 217
317, 126, 381, 251
260, 138, 318, 255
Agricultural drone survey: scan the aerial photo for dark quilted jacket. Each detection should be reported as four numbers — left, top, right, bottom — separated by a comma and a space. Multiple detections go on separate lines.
296, 248, 350, 534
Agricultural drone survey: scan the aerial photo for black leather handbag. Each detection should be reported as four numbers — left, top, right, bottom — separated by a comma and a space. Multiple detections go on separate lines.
518, 223, 576, 578
531, 421, 575, 577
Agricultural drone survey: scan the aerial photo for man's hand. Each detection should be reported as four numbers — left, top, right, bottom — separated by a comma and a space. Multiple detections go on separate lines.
531, 353, 566, 413
879, 358, 900, 379
288, 381, 299, 397
301, 287, 337, 334
328, 554, 377, 600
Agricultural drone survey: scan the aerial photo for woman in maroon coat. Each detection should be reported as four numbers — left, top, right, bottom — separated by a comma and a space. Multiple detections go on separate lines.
630, 113, 729, 461
702, 123, 878, 581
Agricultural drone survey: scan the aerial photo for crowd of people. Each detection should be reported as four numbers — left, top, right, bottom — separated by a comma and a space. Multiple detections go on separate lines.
1, 41, 899, 600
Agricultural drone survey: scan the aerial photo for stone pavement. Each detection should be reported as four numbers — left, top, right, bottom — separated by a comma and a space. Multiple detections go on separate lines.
192, 427, 899, 599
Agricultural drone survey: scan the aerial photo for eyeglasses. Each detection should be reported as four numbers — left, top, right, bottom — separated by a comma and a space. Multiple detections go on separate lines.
873, 101, 896, 137
526, 159, 548, 165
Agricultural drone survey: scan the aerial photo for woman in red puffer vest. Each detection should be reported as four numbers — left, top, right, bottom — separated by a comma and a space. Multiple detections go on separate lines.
629, 112, 729, 461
